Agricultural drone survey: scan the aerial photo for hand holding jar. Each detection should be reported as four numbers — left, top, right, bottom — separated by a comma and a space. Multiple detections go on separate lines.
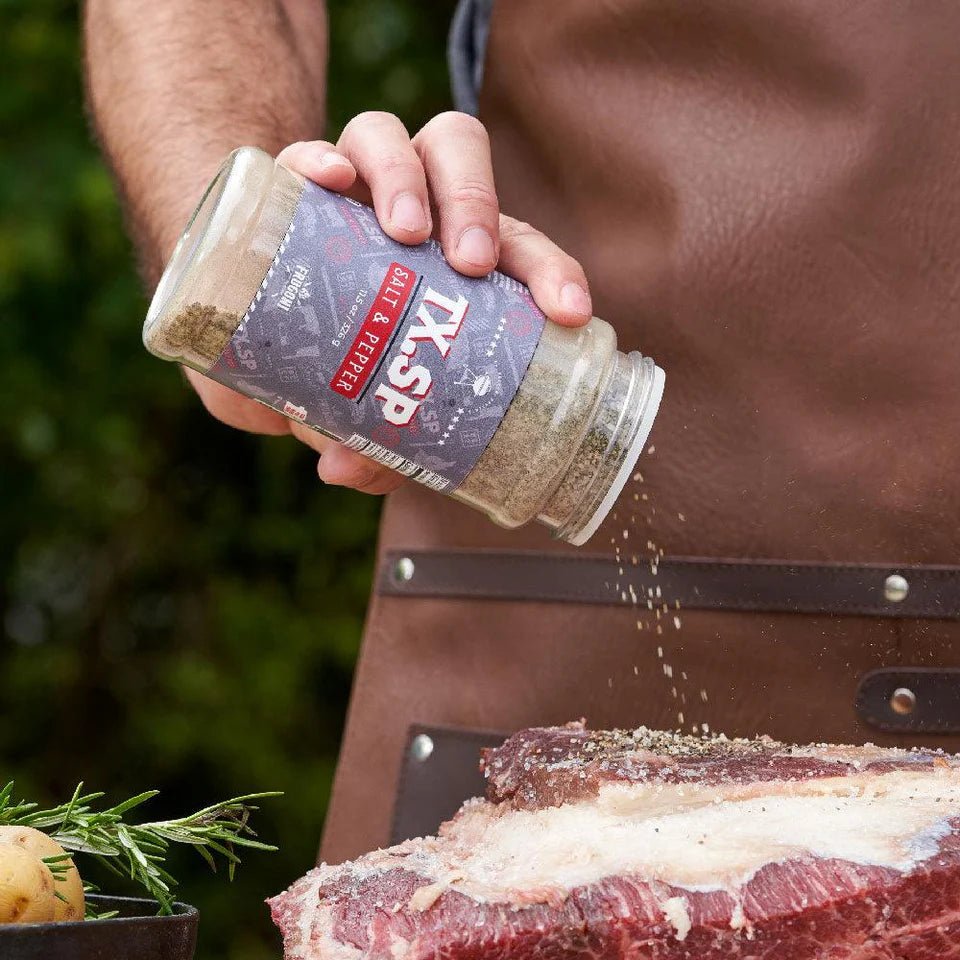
145, 114, 663, 545
180, 112, 599, 496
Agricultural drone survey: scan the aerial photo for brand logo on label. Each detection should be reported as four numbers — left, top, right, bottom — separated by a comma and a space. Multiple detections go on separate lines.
374, 287, 468, 427
276, 263, 312, 312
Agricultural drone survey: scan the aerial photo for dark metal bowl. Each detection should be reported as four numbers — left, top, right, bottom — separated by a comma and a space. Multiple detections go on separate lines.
0, 895, 198, 959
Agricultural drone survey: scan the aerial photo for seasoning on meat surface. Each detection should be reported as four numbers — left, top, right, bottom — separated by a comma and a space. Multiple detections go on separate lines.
270, 721, 960, 960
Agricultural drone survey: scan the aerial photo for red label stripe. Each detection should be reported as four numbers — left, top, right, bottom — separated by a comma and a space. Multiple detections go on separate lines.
329, 262, 417, 399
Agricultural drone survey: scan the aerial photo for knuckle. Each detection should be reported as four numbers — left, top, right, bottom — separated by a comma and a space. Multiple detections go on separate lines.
550, 252, 582, 278
499, 217, 541, 243
353, 110, 394, 127
446, 111, 488, 137
557, 252, 587, 281
421, 110, 489, 141
376, 151, 422, 179
447, 178, 499, 212
344, 110, 405, 138
533, 250, 583, 285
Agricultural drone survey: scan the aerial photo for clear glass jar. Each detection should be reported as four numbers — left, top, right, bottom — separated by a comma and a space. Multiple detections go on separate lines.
144, 147, 664, 545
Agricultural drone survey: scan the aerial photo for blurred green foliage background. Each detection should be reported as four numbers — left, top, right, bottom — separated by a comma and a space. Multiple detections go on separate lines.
1, 1, 456, 956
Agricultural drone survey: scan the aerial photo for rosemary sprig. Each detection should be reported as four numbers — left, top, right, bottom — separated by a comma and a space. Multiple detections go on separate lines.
0, 782, 281, 917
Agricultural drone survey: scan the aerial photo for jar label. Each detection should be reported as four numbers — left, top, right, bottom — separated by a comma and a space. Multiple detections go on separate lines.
208, 182, 546, 491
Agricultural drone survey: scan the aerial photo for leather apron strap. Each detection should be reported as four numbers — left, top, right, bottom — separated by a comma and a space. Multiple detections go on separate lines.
378, 550, 960, 738
380, 551, 960, 619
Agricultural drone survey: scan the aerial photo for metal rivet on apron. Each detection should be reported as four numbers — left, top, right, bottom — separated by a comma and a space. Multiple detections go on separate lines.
884, 574, 909, 603
394, 556, 415, 583
410, 733, 434, 761
889, 687, 917, 715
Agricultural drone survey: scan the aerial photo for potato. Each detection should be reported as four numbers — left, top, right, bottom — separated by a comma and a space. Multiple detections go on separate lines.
0, 827, 85, 922
0, 845, 56, 924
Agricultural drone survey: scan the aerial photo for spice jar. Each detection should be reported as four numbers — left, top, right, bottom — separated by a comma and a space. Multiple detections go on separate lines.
144, 147, 664, 545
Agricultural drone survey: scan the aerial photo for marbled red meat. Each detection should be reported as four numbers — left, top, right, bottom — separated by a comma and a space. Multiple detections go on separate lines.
269, 722, 960, 960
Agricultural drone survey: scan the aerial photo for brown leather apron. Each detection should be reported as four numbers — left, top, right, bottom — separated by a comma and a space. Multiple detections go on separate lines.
320, 0, 960, 865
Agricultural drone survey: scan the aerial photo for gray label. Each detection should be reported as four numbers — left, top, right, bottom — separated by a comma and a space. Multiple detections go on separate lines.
209, 182, 545, 491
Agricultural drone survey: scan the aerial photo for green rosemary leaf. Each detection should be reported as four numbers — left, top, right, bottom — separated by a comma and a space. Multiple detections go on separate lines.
0, 783, 281, 916
194, 844, 216, 872
103, 791, 161, 818
84, 906, 120, 921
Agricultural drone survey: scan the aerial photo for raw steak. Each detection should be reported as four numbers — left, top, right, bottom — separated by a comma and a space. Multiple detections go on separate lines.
270, 722, 960, 959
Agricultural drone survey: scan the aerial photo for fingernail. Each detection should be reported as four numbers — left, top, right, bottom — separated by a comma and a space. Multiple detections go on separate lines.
456, 227, 496, 267
389, 193, 429, 234
318, 152, 353, 170
560, 282, 592, 316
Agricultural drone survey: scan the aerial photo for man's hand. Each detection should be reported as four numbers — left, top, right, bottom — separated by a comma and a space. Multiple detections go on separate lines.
190, 112, 594, 494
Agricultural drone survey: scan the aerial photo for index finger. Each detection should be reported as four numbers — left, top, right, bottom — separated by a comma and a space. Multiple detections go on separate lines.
277, 140, 358, 193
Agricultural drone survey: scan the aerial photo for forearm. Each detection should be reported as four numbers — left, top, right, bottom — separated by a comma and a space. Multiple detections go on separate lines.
84, 0, 327, 283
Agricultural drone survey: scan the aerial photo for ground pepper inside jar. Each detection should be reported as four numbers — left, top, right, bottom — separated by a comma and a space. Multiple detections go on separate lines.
457, 319, 647, 542
164, 303, 240, 367
455, 321, 611, 529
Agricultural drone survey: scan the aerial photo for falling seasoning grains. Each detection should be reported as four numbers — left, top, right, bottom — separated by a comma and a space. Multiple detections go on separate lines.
618, 451, 716, 734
